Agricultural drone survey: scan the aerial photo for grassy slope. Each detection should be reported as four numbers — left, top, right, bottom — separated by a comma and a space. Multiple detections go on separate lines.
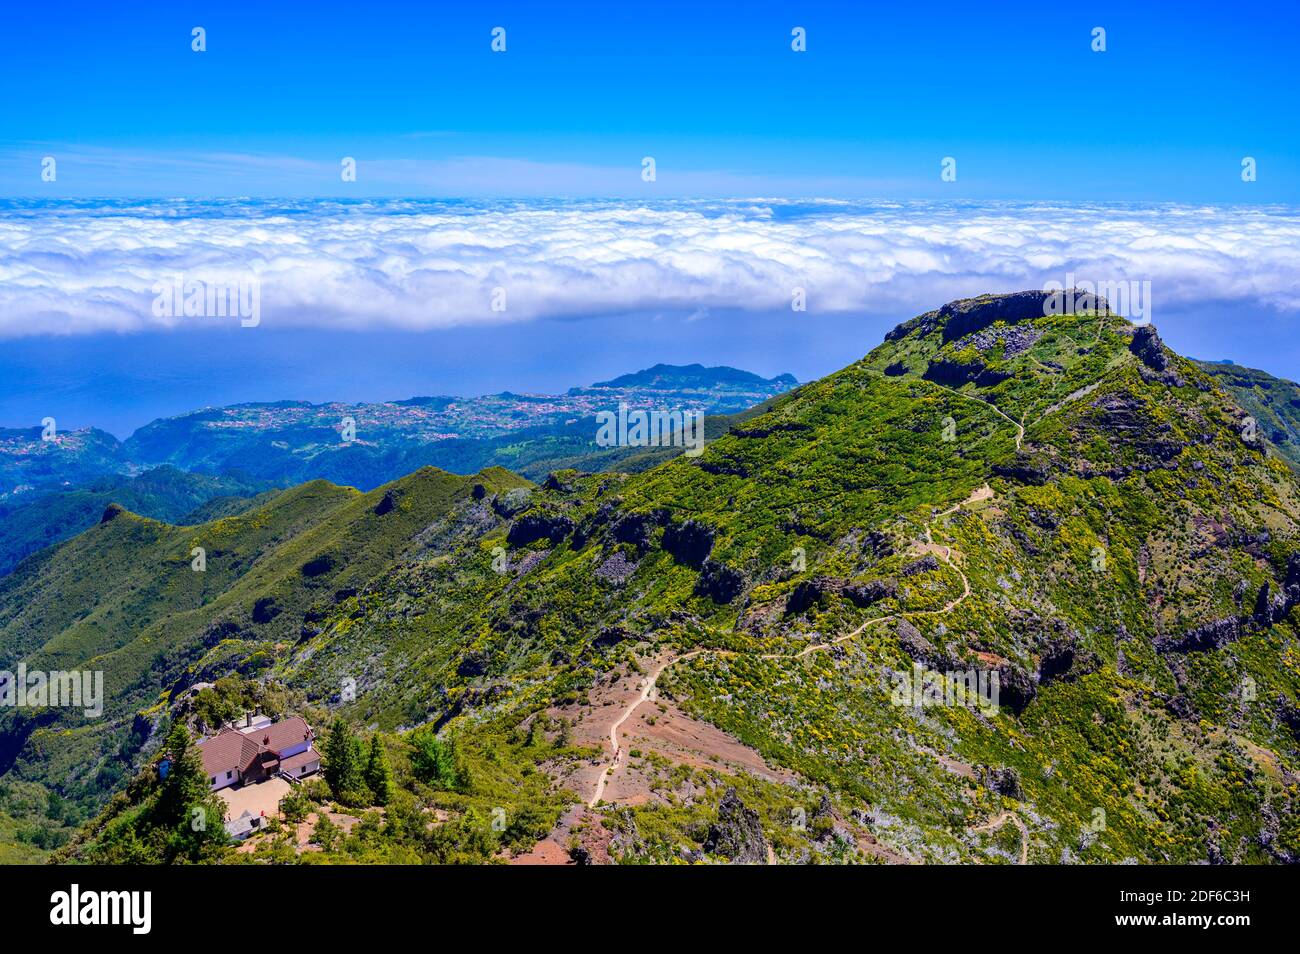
1197, 359, 1300, 470
0, 465, 530, 827
0, 467, 271, 577
9, 304, 1300, 864
261, 308, 1300, 862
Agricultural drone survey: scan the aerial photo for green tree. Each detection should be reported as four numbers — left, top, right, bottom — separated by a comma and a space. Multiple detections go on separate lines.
279, 788, 312, 824
324, 717, 370, 805
155, 722, 209, 827
323, 717, 357, 794
154, 722, 228, 862
363, 734, 393, 806
410, 729, 460, 790
312, 812, 341, 852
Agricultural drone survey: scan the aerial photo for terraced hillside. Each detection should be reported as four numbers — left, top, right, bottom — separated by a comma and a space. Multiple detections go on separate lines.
7, 292, 1300, 864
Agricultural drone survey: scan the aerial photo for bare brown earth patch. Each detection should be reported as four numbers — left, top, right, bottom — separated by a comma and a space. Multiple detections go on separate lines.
514, 654, 795, 863
510, 804, 612, 865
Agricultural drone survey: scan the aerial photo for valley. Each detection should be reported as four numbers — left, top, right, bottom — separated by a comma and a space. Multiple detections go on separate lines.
3, 292, 1299, 865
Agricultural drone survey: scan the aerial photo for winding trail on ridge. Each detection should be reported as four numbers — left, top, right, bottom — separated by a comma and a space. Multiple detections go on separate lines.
587, 650, 704, 808
585, 481, 989, 809
969, 811, 1030, 865
583, 390, 1045, 863
927, 381, 1025, 451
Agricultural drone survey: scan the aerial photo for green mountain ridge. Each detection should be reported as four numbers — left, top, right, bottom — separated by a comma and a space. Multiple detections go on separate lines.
1196, 359, 1300, 471
0, 365, 794, 588
5, 293, 1300, 865
0, 467, 273, 577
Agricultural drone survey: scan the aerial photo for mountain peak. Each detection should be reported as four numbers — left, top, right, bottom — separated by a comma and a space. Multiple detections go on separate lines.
885, 289, 1116, 345
588, 363, 797, 390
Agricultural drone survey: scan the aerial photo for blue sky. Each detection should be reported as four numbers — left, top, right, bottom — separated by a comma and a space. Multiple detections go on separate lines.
1, 0, 1296, 200
1, 1, 1298, 435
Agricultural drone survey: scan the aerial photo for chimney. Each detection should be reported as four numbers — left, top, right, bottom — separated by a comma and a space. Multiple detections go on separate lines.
245, 712, 252, 728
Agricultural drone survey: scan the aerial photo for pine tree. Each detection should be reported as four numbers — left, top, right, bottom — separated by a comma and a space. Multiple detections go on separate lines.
363, 734, 393, 806
154, 722, 228, 862
324, 717, 359, 797
155, 722, 210, 827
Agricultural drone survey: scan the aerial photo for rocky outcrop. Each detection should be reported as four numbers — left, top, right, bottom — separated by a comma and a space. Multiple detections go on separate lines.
456, 650, 489, 677
842, 580, 896, 607
900, 555, 940, 577
810, 794, 853, 845
923, 357, 1012, 389
592, 626, 631, 649
695, 559, 746, 604
1163, 555, 1300, 654
491, 490, 532, 518
1156, 616, 1242, 654
609, 511, 657, 549
1277, 699, 1300, 743
662, 519, 715, 568
940, 290, 1103, 343
977, 765, 1023, 800
507, 513, 574, 547
787, 577, 841, 614
594, 551, 638, 584
1129, 325, 1186, 386
1129, 325, 1169, 372
995, 664, 1037, 714
703, 788, 769, 864
895, 619, 940, 666
1251, 554, 1300, 627
1253, 582, 1274, 626
992, 460, 1051, 485
99, 503, 126, 524
885, 290, 1109, 345
542, 472, 575, 493
787, 576, 896, 615
1037, 635, 1102, 686
373, 490, 397, 515
954, 324, 1044, 359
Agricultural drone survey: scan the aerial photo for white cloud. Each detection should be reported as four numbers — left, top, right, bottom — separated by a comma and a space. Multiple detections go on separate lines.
0, 199, 1296, 338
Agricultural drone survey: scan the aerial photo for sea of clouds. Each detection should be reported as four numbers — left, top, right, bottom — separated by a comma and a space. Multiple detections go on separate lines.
0, 198, 1296, 337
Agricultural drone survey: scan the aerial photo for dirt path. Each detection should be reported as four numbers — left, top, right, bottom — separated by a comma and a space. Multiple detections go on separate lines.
585, 482, 992, 808
970, 811, 1029, 865
587, 650, 704, 808
1035, 380, 1101, 423
927, 382, 1025, 450
579, 411, 1031, 861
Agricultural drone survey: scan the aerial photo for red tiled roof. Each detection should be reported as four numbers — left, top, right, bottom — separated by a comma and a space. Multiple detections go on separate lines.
256, 716, 313, 756
197, 728, 260, 778
280, 749, 320, 773
197, 717, 314, 777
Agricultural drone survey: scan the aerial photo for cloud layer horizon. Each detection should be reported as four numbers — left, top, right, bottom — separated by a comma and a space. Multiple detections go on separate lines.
1, 198, 1297, 339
